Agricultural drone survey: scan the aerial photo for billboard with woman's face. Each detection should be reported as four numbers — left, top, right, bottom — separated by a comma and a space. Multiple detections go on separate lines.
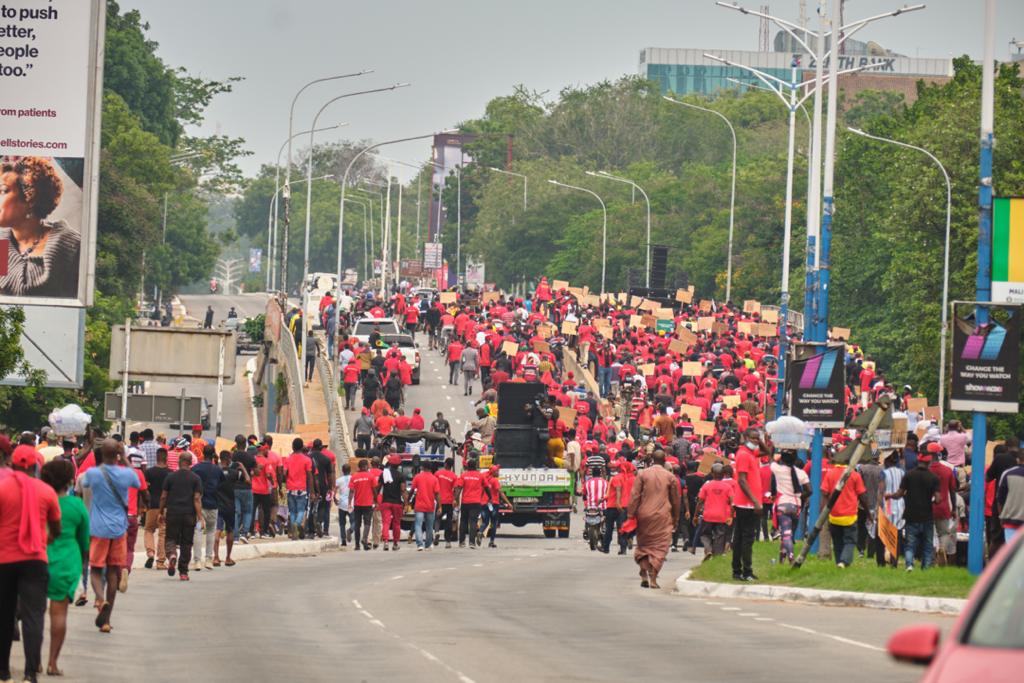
0, 1, 104, 306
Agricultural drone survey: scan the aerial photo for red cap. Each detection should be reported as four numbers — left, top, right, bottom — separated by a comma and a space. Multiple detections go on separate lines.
489, 465, 500, 474
192, 424, 203, 433
11, 445, 39, 468
926, 442, 943, 454
387, 454, 402, 466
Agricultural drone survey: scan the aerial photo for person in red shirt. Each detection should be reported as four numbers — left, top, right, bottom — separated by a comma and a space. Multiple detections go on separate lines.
821, 457, 868, 567
435, 458, 458, 548
342, 358, 361, 410
455, 459, 486, 548
404, 304, 419, 339
481, 466, 513, 548
731, 428, 765, 581
447, 339, 464, 385
284, 439, 313, 539
410, 465, 440, 550
375, 412, 396, 437
348, 459, 378, 551
603, 461, 635, 555
409, 408, 425, 431
0, 445, 61, 680
696, 463, 733, 557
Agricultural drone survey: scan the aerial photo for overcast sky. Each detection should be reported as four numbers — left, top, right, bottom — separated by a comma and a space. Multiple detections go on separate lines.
122, 0, 1024, 180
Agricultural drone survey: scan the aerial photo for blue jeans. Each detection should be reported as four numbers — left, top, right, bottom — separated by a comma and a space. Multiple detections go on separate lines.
414, 511, 436, 548
1005, 527, 1018, 543
597, 366, 611, 397
234, 489, 254, 536
288, 491, 308, 528
905, 520, 934, 569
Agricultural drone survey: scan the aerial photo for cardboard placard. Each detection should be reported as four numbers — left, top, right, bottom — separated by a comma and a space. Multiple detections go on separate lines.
482, 291, 500, 304
296, 422, 330, 444
639, 299, 658, 312
986, 440, 1003, 467
630, 295, 643, 308
214, 437, 236, 455
537, 324, 553, 339
675, 288, 694, 304
567, 286, 584, 300
830, 326, 851, 340
757, 323, 778, 338
697, 317, 714, 331
722, 395, 741, 408
439, 292, 457, 304
698, 451, 723, 475
737, 321, 753, 335
597, 325, 614, 339
924, 406, 941, 423
761, 308, 779, 324
583, 294, 601, 308
743, 300, 761, 314
265, 433, 300, 453
693, 420, 716, 437
905, 397, 927, 414
682, 362, 703, 377
639, 363, 656, 376
533, 340, 550, 354
553, 279, 569, 291
655, 308, 675, 320
556, 407, 577, 427
676, 327, 697, 348
698, 299, 712, 312
598, 400, 614, 418
501, 340, 519, 357
629, 314, 643, 330
679, 404, 703, 422
561, 320, 578, 335
668, 338, 688, 355
640, 315, 656, 329
711, 322, 729, 336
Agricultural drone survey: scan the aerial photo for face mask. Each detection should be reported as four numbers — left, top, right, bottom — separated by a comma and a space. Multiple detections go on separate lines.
745, 441, 756, 449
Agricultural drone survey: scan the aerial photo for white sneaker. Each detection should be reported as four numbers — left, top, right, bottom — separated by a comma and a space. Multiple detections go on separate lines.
204, 559, 214, 570
906, 565, 914, 573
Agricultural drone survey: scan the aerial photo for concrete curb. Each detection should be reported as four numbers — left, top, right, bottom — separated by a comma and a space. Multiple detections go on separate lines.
131, 538, 337, 570
674, 571, 966, 615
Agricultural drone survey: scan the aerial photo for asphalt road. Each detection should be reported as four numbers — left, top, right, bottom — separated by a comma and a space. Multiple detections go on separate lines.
9, 529, 949, 682
128, 293, 269, 440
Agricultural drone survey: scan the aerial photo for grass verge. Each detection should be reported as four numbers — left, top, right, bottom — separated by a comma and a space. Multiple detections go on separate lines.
687, 541, 975, 599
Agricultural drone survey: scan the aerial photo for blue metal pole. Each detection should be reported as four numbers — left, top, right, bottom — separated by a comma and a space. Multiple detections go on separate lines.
968, 0, 996, 578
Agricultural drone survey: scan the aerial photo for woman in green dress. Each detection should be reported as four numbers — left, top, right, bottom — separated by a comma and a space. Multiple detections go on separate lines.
40, 459, 89, 677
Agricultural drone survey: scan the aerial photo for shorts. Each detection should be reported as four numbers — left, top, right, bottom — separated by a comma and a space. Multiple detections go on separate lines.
217, 507, 235, 532
935, 517, 957, 554
89, 535, 127, 568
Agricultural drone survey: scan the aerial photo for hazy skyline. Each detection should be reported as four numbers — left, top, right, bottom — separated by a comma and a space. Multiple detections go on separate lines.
122, 0, 1024, 180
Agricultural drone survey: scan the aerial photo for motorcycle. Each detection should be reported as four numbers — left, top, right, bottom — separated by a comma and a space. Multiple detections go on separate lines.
584, 507, 604, 551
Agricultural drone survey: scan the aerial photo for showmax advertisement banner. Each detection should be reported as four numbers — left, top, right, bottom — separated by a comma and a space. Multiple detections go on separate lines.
0, 0, 105, 306
950, 303, 1021, 414
785, 342, 846, 428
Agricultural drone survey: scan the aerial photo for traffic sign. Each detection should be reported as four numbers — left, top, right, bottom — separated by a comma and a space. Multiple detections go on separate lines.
424, 242, 443, 269
104, 392, 203, 424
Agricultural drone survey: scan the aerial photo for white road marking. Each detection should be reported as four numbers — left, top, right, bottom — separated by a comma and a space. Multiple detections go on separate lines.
738, 612, 759, 617
755, 617, 774, 622
360, 610, 374, 619
420, 569, 431, 574
529, 554, 539, 558
391, 575, 404, 581
352, 599, 362, 609
472, 563, 483, 568
720, 607, 741, 611
779, 622, 883, 652
704, 601, 723, 605
369, 619, 386, 629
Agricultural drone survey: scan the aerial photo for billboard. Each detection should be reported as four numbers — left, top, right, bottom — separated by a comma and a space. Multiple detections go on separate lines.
109, 327, 236, 385
465, 259, 485, 288
423, 242, 443, 269
0, 303, 84, 387
950, 303, 1020, 414
785, 342, 847, 428
993, 197, 1024, 304
0, 0, 105, 306
248, 247, 262, 273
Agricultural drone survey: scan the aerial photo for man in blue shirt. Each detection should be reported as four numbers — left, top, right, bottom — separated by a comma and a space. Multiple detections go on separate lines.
192, 445, 225, 571
80, 439, 138, 632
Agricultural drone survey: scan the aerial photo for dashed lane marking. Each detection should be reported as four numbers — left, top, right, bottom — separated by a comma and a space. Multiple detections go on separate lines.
391, 575, 404, 581
778, 622, 883, 652
720, 607, 741, 611
360, 610, 374, 619
738, 612, 759, 617
755, 617, 774, 622
352, 599, 362, 609
369, 619, 386, 629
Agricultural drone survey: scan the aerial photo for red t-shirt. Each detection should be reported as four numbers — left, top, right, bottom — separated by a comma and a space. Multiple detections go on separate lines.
436, 468, 457, 504
456, 470, 486, 505
349, 470, 377, 507
733, 445, 762, 508
698, 479, 734, 523
411, 471, 440, 512
821, 466, 866, 519
485, 475, 502, 503
252, 455, 275, 495
0, 473, 61, 564
126, 467, 147, 516
284, 452, 312, 491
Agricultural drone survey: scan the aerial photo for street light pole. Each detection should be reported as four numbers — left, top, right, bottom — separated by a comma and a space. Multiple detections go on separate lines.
848, 128, 952, 420
268, 123, 345, 291
661, 96, 736, 302
548, 180, 608, 294
488, 166, 528, 210
587, 171, 651, 288
283, 71, 371, 293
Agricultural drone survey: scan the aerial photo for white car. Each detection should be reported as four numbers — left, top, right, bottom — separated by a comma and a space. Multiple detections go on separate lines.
351, 317, 403, 346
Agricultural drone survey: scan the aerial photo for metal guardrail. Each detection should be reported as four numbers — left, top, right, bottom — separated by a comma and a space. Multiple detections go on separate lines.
314, 339, 354, 459
271, 298, 307, 427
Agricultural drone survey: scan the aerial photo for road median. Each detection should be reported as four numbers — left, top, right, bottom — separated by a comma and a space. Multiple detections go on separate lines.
131, 537, 338, 569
